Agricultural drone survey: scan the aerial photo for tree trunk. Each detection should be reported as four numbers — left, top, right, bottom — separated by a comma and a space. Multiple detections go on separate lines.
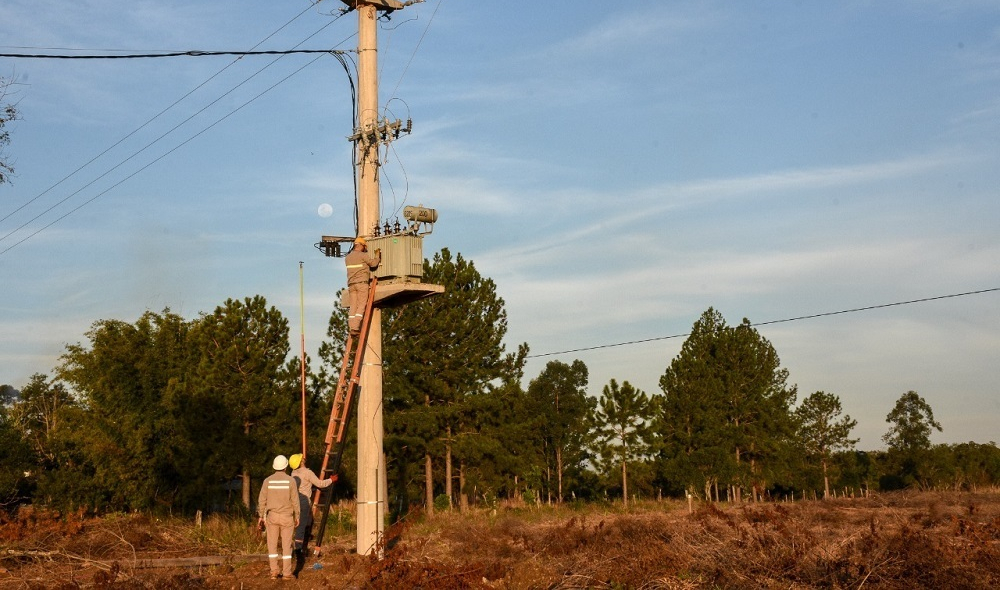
544, 438, 552, 504
733, 446, 742, 503
459, 460, 468, 511
822, 456, 830, 499
621, 456, 628, 509
424, 452, 434, 517
241, 469, 251, 509
424, 394, 434, 516
242, 421, 252, 509
556, 446, 564, 503
445, 425, 453, 510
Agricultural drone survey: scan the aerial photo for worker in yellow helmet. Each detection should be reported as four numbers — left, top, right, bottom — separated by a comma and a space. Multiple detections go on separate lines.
288, 453, 334, 557
344, 236, 380, 335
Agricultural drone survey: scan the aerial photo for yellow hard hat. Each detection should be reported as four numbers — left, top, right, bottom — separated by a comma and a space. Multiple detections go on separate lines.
354, 236, 366, 246
289, 453, 303, 469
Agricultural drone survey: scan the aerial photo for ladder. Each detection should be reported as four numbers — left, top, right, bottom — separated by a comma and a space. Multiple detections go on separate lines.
310, 276, 378, 555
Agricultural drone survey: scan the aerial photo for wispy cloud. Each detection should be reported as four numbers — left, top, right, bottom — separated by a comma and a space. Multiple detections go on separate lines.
473, 151, 972, 277
551, 7, 718, 57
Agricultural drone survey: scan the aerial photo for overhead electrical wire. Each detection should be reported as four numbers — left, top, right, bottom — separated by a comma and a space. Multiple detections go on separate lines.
325, 51, 360, 236
378, 0, 442, 227
0, 3, 323, 228
0, 49, 350, 59
526, 287, 1000, 359
0, 51, 333, 257
0, 6, 354, 253
385, 0, 441, 106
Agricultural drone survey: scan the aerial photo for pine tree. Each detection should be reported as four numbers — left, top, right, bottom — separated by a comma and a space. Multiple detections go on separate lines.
655, 308, 797, 501
192, 296, 298, 509
795, 391, 858, 499
526, 359, 593, 504
379, 248, 522, 513
592, 379, 652, 508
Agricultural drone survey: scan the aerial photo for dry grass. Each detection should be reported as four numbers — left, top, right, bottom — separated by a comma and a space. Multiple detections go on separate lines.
2, 491, 999, 588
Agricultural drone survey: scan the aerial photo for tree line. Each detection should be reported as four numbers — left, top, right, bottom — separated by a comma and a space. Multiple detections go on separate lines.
2, 248, 999, 516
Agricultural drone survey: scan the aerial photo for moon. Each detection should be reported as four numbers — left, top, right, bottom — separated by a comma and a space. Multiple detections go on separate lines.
317, 203, 333, 218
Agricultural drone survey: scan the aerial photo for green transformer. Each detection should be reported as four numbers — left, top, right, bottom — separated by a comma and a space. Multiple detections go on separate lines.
368, 234, 423, 284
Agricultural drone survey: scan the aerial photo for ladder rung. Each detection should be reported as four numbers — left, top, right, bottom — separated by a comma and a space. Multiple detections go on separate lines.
311, 277, 377, 552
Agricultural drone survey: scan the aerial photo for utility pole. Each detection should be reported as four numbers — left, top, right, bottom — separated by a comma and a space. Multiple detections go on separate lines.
349, 0, 403, 557
320, 0, 436, 559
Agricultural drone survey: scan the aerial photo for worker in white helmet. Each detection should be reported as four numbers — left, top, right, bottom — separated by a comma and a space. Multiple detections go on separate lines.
257, 455, 300, 580
288, 453, 334, 556
344, 236, 380, 335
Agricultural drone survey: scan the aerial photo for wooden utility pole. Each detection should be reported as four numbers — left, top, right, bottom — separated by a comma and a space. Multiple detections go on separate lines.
349, 0, 407, 557
328, 0, 440, 558
355, 0, 384, 557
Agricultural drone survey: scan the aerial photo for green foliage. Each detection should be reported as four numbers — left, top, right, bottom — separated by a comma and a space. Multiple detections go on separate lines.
0, 401, 34, 508
5, 373, 73, 465
654, 308, 797, 499
794, 391, 858, 497
592, 379, 653, 502
4, 269, 999, 515
883, 390, 942, 453
55, 312, 193, 511
526, 359, 594, 503
377, 248, 525, 507
0, 300, 303, 514
881, 391, 943, 489
433, 493, 451, 512
832, 450, 883, 493
192, 296, 298, 507
796, 391, 858, 456
939, 441, 1000, 490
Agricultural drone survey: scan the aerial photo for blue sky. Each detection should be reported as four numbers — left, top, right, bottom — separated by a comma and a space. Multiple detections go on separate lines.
1, 1, 998, 449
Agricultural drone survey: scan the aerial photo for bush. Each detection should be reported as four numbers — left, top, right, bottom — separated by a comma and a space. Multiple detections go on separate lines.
433, 493, 451, 512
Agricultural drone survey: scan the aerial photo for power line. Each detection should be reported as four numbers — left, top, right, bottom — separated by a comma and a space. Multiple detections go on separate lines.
0, 8, 353, 252
380, 1, 442, 229
1, 2, 322, 228
0, 52, 331, 257
386, 0, 442, 103
0, 49, 349, 59
526, 287, 1000, 359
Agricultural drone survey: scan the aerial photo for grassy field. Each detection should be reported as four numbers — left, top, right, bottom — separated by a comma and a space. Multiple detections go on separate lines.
2, 491, 999, 588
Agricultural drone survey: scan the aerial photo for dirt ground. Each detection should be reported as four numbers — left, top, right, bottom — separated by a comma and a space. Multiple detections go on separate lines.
2, 491, 999, 589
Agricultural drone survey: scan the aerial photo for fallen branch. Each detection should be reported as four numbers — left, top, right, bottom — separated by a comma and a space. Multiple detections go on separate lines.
130, 554, 270, 569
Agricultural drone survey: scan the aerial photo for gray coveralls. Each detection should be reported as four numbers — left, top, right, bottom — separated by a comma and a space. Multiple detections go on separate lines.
258, 470, 300, 578
345, 246, 380, 334
291, 466, 333, 550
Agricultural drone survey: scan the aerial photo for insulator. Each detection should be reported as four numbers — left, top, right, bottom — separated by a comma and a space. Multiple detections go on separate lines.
393, 219, 401, 233
383, 221, 391, 234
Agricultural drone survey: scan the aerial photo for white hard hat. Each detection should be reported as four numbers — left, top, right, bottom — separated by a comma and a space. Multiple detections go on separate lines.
272, 455, 288, 470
